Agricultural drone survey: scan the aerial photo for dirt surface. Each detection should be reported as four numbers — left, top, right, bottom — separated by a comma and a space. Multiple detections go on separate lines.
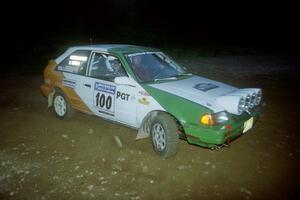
1, 55, 300, 200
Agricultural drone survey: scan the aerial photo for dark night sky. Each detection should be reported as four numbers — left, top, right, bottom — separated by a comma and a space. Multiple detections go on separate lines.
3, 0, 299, 45
1, 0, 299, 75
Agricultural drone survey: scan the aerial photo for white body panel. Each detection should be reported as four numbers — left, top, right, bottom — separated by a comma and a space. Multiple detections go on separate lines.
63, 73, 165, 128
149, 75, 237, 113
149, 75, 261, 115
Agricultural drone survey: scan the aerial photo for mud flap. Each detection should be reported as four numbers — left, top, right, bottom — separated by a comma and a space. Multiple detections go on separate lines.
48, 90, 55, 108
135, 111, 159, 140
136, 128, 150, 140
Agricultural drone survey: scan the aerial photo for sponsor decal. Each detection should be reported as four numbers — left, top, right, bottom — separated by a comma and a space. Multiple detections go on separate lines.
68, 60, 81, 66
62, 78, 76, 88
194, 83, 218, 92
128, 52, 160, 57
116, 91, 130, 101
138, 90, 150, 96
138, 97, 150, 105
93, 82, 116, 115
70, 55, 88, 61
95, 82, 116, 94
58, 65, 79, 73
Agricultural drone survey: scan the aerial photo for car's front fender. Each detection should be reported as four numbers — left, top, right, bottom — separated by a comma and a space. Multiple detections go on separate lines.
143, 85, 213, 134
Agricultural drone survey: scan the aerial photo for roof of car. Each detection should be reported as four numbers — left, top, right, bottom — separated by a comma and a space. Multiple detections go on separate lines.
55, 44, 159, 63
69, 44, 133, 51
69, 44, 158, 53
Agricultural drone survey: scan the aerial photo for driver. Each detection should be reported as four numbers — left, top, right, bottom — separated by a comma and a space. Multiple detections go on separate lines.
131, 55, 151, 81
106, 56, 126, 77
111, 59, 126, 77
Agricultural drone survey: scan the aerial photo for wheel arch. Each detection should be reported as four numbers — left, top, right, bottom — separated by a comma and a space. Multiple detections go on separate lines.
136, 110, 186, 140
48, 86, 69, 107
52, 86, 75, 119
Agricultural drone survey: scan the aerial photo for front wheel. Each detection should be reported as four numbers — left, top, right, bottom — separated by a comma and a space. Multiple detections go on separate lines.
53, 91, 74, 119
150, 113, 179, 158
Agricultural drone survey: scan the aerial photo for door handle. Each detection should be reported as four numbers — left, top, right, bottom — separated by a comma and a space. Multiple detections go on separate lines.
84, 84, 91, 88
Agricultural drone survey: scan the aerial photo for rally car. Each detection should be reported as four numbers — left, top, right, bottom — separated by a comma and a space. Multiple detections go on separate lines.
40, 44, 262, 158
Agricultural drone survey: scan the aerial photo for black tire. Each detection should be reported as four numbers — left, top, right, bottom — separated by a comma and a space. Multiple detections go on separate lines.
150, 113, 179, 158
53, 91, 74, 119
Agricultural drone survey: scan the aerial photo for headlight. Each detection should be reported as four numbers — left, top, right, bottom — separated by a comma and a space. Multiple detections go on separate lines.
249, 92, 256, 108
216, 111, 229, 124
238, 97, 246, 114
255, 90, 262, 105
239, 88, 262, 107
200, 111, 229, 126
244, 94, 251, 111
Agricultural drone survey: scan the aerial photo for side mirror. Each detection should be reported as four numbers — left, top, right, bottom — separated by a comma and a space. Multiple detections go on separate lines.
114, 76, 136, 87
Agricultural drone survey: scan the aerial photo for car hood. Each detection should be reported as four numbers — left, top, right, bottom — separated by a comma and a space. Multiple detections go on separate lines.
148, 75, 238, 113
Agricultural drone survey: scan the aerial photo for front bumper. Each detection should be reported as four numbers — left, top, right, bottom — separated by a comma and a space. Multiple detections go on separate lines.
184, 108, 261, 148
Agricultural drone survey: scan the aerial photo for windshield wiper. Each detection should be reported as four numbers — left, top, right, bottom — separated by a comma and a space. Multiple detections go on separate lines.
154, 76, 177, 82
177, 72, 193, 76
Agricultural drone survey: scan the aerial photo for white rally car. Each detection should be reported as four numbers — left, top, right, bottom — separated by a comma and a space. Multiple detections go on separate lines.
41, 44, 262, 158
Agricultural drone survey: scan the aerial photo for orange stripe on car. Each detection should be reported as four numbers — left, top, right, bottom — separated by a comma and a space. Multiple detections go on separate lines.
41, 60, 92, 114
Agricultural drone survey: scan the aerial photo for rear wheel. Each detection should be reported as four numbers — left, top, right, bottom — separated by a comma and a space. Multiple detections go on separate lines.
150, 113, 179, 158
53, 91, 74, 119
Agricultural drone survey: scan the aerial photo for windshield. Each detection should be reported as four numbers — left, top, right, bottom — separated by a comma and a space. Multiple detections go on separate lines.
126, 52, 189, 82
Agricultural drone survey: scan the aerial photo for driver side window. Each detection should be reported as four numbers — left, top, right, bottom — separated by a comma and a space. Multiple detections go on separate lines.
89, 52, 127, 81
